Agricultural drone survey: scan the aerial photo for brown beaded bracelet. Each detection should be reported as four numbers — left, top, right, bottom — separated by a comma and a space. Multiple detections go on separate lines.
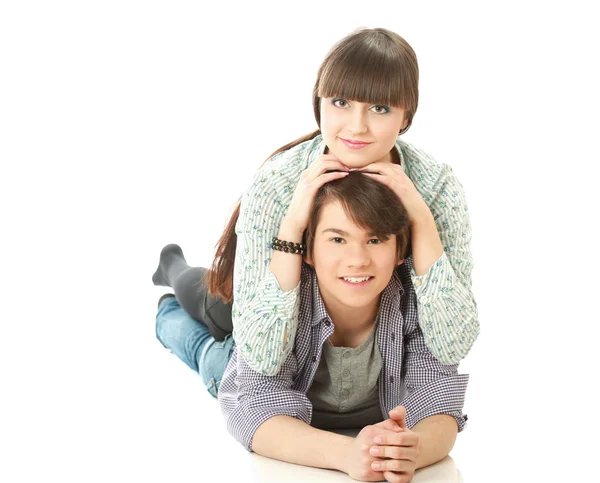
271, 237, 306, 255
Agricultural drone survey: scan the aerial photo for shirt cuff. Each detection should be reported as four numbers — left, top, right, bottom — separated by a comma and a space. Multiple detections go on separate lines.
238, 395, 313, 451
232, 270, 300, 376
401, 374, 469, 432
410, 252, 456, 305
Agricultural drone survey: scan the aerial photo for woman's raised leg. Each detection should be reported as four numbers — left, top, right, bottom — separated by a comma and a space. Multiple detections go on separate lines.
152, 244, 233, 340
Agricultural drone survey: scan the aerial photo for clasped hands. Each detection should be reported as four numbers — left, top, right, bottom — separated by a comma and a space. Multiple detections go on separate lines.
345, 406, 420, 483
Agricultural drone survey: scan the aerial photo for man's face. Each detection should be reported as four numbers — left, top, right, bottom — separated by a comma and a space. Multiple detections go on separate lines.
306, 200, 401, 316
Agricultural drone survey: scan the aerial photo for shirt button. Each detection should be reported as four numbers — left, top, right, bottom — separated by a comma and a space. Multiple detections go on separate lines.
391, 332, 395, 341
312, 356, 317, 363
390, 376, 394, 384
421, 296, 428, 303
414, 279, 422, 287
324, 320, 331, 326
343, 368, 350, 377
343, 351, 351, 359
341, 389, 349, 397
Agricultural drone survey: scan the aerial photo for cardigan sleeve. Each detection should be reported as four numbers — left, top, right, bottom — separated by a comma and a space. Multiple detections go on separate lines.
410, 165, 480, 364
230, 142, 315, 375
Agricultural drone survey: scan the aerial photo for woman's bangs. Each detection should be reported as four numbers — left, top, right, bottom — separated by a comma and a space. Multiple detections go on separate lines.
318, 52, 410, 108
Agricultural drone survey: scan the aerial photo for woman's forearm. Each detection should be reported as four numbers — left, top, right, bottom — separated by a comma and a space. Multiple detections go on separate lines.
269, 219, 304, 291
252, 415, 352, 472
410, 214, 444, 276
412, 414, 458, 469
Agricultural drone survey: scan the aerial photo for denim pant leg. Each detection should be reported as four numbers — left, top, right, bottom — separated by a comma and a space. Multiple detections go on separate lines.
198, 334, 236, 398
155, 297, 235, 397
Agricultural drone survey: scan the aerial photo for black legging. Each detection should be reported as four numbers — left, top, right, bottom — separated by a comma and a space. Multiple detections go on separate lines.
152, 244, 233, 341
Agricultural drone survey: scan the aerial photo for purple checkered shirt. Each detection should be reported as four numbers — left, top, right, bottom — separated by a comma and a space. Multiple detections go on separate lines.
218, 258, 469, 451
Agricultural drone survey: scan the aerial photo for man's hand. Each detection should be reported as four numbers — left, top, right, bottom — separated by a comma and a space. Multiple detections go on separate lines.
368, 406, 420, 483
343, 424, 406, 482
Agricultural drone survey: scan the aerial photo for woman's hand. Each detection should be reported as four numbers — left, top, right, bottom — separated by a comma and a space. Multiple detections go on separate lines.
358, 162, 432, 225
281, 154, 349, 235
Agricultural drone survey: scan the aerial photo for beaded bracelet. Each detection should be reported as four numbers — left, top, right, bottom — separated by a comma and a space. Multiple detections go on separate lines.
271, 237, 306, 255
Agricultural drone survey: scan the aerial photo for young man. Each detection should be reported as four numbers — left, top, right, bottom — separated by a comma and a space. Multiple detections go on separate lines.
155, 173, 468, 483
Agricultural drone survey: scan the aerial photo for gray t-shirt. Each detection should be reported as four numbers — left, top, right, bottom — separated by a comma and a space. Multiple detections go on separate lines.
308, 322, 383, 430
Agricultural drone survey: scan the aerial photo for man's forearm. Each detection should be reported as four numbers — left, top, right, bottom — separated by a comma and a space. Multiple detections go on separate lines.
251, 415, 352, 472
412, 414, 458, 469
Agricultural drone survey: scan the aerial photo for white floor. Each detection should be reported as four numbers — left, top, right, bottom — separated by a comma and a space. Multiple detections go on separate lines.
131, 340, 467, 483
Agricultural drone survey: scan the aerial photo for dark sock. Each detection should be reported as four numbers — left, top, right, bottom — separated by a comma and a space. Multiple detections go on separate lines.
152, 244, 189, 287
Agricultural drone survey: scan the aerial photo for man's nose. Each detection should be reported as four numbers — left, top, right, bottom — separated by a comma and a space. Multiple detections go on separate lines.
346, 244, 370, 267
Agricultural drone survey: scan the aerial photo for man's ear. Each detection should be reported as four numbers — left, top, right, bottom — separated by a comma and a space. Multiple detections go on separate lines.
303, 252, 313, 267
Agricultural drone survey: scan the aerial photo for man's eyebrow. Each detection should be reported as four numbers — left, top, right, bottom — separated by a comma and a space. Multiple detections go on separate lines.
322, 228, 348, 236
321, 228, 379, 237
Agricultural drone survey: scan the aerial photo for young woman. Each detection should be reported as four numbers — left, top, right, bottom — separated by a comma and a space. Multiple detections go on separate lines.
153, 27, 479, 376
155, 173, 468, 483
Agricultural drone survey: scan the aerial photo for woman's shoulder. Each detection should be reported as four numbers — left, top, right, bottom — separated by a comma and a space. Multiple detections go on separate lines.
241, 134, 324, 203
397, 138, 453, 177
261, 134, 325, 173
396, 138, 464, 201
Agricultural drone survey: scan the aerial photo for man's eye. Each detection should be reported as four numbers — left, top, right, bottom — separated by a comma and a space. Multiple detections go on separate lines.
332, 237, 344, 243
368, 239, 381, 244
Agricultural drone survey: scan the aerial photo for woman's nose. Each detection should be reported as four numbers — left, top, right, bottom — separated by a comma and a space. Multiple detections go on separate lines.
348, 110, 368, 135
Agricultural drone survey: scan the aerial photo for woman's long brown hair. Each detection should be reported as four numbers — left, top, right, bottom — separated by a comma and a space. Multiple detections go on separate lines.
208, 28, 419, 302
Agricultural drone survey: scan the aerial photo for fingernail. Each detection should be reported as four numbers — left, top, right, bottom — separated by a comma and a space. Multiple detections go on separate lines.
370, 447, 379, 455
371, 462, 381, 470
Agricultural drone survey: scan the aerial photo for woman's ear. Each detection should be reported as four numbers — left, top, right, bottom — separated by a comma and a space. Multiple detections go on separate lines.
396, 258, 405, 266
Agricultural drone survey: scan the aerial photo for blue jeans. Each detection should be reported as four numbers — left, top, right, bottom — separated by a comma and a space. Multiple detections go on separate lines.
156, 297, 236, 397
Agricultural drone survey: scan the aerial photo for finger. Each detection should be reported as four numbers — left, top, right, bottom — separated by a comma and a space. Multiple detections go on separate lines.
370, 444, 417, 460
308, 171, 349, 190
373, 419, 403, 433
312, 156, 350, 173
304, 163, 349, 182
372, 458, 414, 472
383, 470, 412, 483
362, 172, 393, 186
356, 161, 389, 173
373, 430, 419, 447
304, 158, 348, 180
389, 406, 407, 429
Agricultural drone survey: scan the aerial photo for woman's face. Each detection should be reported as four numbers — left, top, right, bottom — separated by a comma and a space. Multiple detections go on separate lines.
319, 97, 408, 167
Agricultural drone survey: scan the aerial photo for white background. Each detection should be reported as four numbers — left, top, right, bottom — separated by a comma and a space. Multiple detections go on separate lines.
1, 1, 599, 482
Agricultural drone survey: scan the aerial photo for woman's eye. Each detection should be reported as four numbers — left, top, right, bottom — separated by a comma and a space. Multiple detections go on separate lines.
332, 98, 349, 108
368, 239, 381, 244
370, 105, 390, 114
332, 237, 345, 243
